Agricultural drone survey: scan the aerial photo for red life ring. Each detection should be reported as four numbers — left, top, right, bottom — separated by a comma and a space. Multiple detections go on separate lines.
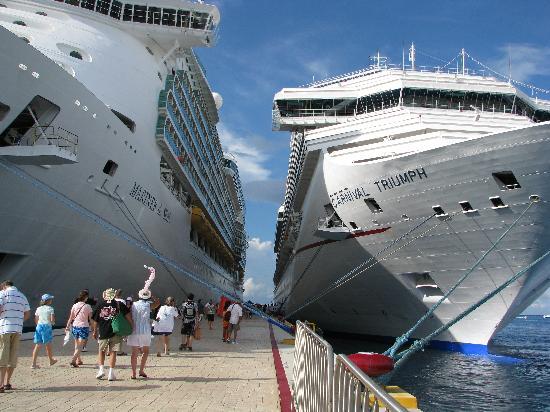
348, 352, 394, 377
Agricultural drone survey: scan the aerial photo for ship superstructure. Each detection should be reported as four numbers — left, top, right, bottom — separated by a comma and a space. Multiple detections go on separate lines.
272, 47, 550, 351
0, 0, 246, 315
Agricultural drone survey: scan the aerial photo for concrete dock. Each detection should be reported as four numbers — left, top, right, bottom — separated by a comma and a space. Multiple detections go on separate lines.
1, 317, 294, 411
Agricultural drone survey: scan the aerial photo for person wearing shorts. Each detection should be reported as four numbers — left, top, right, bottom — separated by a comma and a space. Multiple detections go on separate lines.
180, 294, 198, 351
0, 281, 31, 392
127, 289, 159, 379
204, 300, 216, 330
91, 288, 132, 381
66, 290, 93, 368
31, 294, 58, 368
152, 297, 179, 356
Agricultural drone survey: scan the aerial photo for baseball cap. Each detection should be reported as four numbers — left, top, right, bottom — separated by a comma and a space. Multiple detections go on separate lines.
41, 293, 54, 301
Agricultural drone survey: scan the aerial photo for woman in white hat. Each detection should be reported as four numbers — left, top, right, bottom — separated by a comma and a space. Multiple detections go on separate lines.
127, 289, 159, 379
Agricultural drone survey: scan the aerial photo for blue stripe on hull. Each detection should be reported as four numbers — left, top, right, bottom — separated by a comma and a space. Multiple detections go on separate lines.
427, 339, 488, 355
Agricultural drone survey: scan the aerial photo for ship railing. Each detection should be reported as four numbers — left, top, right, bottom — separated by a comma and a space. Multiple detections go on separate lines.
3, 125, 78, 156
294, 321, 407, 412
302, 63, 492, 88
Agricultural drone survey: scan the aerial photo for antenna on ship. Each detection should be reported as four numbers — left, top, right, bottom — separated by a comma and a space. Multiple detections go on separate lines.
409, 42, 416, 71
461, 48, 466, 75
369, 50, 387, 69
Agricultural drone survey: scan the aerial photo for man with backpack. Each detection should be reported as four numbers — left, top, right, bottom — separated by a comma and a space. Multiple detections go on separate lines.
179, 294, 198, 351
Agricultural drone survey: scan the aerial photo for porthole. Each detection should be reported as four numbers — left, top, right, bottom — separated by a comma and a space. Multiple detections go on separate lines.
13, 20, 27, 26
145, 46, 154, 55
35, 11, 47, 16
103, 160, 118, 176
70, 50, 83, 60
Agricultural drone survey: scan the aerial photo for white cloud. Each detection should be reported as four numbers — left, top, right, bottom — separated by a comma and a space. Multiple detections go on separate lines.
489, 44, 550, 83
217, 123, 271, 182
249, 237, 273, 252
243, 277, 272, 302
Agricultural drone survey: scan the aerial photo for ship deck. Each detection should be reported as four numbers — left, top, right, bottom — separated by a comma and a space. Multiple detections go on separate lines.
1, 317, 294, 411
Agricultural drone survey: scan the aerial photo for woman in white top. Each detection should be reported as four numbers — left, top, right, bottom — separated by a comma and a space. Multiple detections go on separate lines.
65, 290, 93, 368
152, 297, 179, 356
127, 290, 160, 379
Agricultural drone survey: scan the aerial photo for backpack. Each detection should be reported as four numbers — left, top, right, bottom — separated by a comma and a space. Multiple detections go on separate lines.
183, 302, 196, 320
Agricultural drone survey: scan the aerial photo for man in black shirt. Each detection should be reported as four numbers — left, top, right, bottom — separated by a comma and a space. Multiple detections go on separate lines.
91, 288, 133, 381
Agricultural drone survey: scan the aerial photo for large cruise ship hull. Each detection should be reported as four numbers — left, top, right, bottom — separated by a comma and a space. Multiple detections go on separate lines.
275, 122, 550, 352
0, 28, 240, 318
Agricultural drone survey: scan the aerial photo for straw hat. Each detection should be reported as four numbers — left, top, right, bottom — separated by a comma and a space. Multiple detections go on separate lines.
138, 289, 151, 300
102, 288, 116, 302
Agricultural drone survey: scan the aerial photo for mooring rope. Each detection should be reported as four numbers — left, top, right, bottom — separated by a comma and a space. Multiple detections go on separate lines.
385, 199, 537, 358
0, 159, 291, 332
286, 212, 441, 318
393, 247, 550, 367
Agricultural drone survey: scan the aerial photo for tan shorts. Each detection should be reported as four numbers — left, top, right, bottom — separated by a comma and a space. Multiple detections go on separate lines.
98, 335, 122, 353
0, 333, 20, 368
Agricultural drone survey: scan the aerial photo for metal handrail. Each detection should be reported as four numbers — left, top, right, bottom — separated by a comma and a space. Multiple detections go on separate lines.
334, 355, 407, 412
3, 125, 78, 156
294, 320, 334, 412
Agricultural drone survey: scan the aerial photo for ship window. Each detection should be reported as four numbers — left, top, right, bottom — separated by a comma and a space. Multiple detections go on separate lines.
490, 196, 507, 208
162, 8, 176, 26
158, 72, 162, 81
148, 6, 161, 25
364, 198, 383, 213
459, 201, 476, 213
110, 0, 121, 19
145, 46, 154, 55
132, 5, 147, 23
122, 3, 132, 20
111, 109, 136, 133
70, 51, 83, 60
80, 0, 94, 10
103, 160, 118, 176
35, 11, 47, 15
493, 171, 521, 190
432, 205, 447, 216
19, 36, 30, 43
349, 221, 358, 230
177, 9, 190, 27
0, 102, 9, 121
13, 20, 26, 26
96, 0, 110, 15
65, 0, 79, 5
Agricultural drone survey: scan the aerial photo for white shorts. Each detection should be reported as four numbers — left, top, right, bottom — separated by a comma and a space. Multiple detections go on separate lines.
127, 334, 152, 348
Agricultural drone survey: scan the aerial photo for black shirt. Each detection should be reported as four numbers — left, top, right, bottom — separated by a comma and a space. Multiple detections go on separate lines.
92, 300, 130, 339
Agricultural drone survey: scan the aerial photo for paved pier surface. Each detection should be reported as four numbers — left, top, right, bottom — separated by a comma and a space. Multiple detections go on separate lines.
2, 317, 289, 411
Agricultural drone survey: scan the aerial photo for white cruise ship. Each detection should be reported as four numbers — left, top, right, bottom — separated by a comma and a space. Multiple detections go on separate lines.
0, 0, 246, 317
272, 47, 550, 353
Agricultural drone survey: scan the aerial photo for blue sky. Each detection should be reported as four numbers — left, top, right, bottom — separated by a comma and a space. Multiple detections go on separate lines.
196, 1, 550, 313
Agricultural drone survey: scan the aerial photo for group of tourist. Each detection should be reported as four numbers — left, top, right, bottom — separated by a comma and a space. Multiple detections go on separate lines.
0, 279, 244, 389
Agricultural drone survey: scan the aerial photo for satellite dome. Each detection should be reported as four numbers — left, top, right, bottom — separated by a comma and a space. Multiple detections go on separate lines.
212, 92, 223, 110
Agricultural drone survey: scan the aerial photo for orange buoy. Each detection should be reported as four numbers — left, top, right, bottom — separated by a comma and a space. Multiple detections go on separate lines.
348, 352, 394, 377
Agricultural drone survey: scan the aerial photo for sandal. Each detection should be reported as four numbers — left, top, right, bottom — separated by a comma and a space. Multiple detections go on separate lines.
3, 384, 12, 390
130, 376, 136, 380
77, 360, 83, 366
70, 361, 79, 368
156, 353, 161, 357
139, 372, 148, 378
